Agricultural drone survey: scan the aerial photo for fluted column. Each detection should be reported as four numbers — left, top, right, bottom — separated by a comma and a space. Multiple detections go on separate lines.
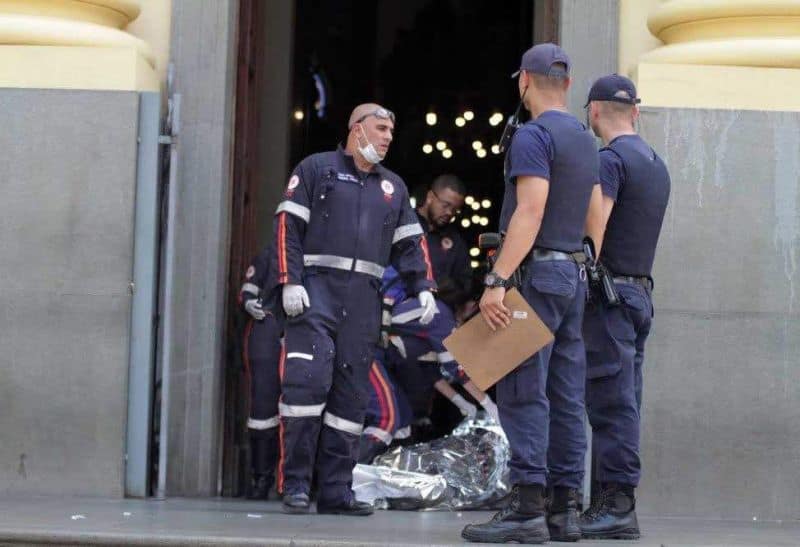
0, 0, 159, 90
627, 0, 800, 111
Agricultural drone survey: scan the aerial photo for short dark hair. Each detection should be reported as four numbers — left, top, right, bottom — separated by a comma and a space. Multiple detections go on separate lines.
431, 174, 466, 196
531, 62, 569, 91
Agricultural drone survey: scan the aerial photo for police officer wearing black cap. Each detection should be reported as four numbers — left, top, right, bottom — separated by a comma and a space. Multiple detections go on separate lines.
462, 43, 605, 544
579, 74, 670, 540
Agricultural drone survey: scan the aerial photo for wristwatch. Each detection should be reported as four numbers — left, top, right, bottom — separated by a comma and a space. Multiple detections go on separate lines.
483, 271, 511, 289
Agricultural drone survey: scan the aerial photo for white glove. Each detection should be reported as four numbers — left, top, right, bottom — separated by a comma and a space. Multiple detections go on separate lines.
282, 284, 310, 317
450, 393, 477, 418
244, 299, 266, 321
418, 290, 437, 325
480, 396, 500, 423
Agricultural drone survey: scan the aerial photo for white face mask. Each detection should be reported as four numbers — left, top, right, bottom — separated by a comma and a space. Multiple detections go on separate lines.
356, 124, 384, 164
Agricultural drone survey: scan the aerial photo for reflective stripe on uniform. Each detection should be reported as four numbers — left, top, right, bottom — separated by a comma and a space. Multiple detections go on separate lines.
247, 416, 279, 430
364, 426, 392, 445
240, 282, 260, 296
279, 401, 325, 418
394, 426, 411, 440
437, 351, 454, 363
303, 254, 384, 279
417, 351, 438, 362
323, 412, 363, 435
389, 336, 407, 358
392, 307, 424, 324
276, 201, 311, 222
354, 259, 385, 278
286, 352, 313, 361
392, 223, 424, 244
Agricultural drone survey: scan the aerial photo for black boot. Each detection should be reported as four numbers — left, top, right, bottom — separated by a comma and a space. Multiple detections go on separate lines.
282, 492, 311, 514
461, 484, 549, 544
317, 496, 374, 516
579, 483, 640, 540
547, 487, 581, 542
247, 433, 274, 500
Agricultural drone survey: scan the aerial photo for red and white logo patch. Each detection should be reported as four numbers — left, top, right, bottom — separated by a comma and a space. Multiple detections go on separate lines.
245, 266, 255, 279
441, 237, 454, 251
380, 180, 395, 195
285, 175, 300, 197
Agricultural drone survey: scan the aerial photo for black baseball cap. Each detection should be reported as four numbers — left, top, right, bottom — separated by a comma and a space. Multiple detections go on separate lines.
585, 74, 641, 107
511, 43, 571, 79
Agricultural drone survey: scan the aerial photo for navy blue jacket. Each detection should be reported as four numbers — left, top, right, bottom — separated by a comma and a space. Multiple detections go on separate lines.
272, 146, 436, 294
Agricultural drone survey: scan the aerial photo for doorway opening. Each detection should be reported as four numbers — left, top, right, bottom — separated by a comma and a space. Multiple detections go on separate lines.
223, 0, 551, 496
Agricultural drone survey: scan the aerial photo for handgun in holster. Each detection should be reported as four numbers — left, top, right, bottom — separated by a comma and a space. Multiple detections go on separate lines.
582, 237, 620, 307
478, 232, 523, 288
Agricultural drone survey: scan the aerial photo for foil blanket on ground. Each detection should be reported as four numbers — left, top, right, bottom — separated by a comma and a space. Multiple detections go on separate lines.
354, 416, 510, 510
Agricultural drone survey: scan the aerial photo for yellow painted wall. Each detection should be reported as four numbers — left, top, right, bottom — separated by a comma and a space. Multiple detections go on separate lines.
618, 0, 663, 77
126, 0, 172, 87
0, 0, 172, 91
620, 0, 800, 111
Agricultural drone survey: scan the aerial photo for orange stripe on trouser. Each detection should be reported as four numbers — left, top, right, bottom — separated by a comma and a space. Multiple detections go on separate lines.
276, 343, 287, 494
372, 363, 396, 434
368, 366, 389, 435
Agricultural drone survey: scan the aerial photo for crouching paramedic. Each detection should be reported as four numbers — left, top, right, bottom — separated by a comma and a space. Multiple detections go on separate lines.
239, 244, 283, 499
272, 103, 437, 516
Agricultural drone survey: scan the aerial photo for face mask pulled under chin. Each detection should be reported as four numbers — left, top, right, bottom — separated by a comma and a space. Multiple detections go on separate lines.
357, 125, 384, 164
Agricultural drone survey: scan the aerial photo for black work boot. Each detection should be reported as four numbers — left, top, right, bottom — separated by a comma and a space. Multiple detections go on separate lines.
317, 495, 374, 516
247, 434, 274, 499
579, 483, 640, 540
547, 486, 581, 542
282, 492, 311, 514
461, 484, 549, 544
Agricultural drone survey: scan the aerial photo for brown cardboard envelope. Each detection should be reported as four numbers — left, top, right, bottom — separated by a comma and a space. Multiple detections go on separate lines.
443, 288, 554, 391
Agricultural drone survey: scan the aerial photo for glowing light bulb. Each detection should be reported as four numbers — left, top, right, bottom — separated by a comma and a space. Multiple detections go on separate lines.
491, 144, 501, 154
480, 217, 489, 226
442, 149, 453, 159
455, 117, 466, 127
426, 112, 437, 126
465, 196, 475, 205
422, 143, 433, 154
481, 199, 492, 208
463, 110, 474, 121
293, 109, 304, 121
461, 219, 471, 228
477, 148, 487, 158
470, 260, 479, 269
472, 140, 483, 151
471, 215, 481, 223
469, 247, 480, 257
436, 140, 447, 151
471, 202, 480, 211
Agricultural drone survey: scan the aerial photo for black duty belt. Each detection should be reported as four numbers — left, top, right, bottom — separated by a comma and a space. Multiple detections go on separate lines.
531, 248, 587, 264
613, 275, 653, 291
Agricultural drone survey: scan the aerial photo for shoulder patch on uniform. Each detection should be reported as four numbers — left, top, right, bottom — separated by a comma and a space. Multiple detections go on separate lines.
287, 175, 300, 190
380, 179, 395, 195
441, 237, 453, 251
245, 266, 255, 279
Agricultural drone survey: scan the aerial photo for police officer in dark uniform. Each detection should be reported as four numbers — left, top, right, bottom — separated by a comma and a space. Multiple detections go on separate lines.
462, 43, 605, 544
416, 174, 472, 308
238, 245, 283, 499
272, 103, 437, 516
578, 75, 670, 540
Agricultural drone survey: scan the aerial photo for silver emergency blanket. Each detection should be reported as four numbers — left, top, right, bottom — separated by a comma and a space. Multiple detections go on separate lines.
352, 464, 448, 509
355, 416, 511, 510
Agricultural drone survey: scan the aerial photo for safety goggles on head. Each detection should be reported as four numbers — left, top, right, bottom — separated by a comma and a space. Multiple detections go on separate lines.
352, 107, 396, 127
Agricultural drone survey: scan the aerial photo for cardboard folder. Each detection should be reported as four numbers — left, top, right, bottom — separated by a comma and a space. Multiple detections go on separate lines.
443, 288, 554, 391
